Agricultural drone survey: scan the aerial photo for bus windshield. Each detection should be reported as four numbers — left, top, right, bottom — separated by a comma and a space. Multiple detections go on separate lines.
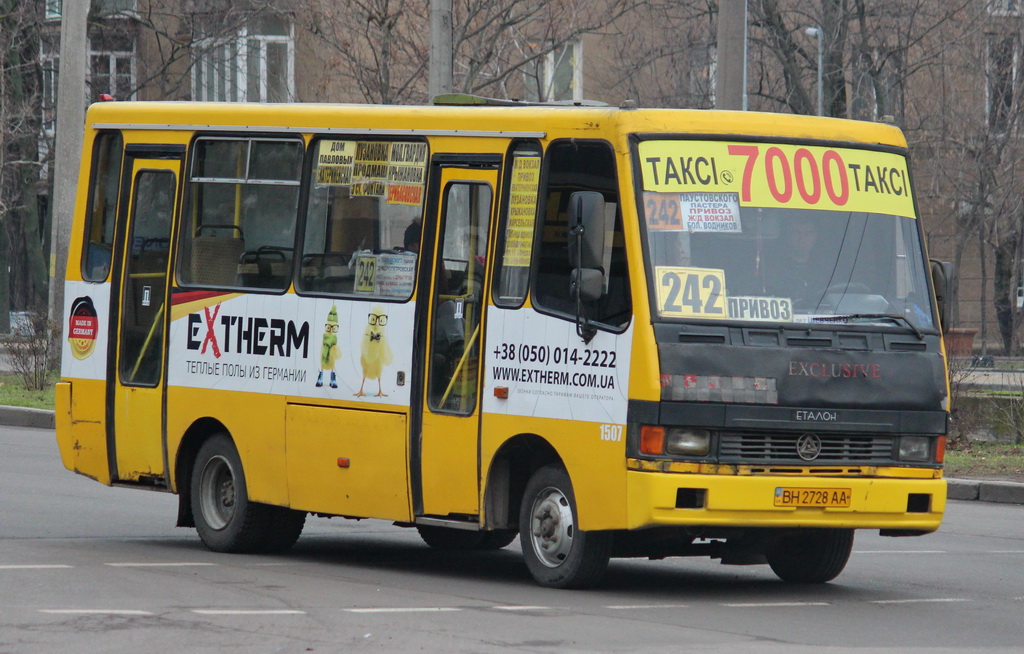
636, 138, 936, 331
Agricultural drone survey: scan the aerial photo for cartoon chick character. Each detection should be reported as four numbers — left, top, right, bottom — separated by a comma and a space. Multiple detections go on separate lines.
316, 305, 341, 388
355, 305, 393, 397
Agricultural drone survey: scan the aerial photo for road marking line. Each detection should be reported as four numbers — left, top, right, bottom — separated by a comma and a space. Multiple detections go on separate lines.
39, 609, 153, 615
0, 564, 73, 570
605, 604, 690, 610
870, 598, 971, 604
855, 550, 946, 554
986, 551, 1024, 554
491, 605, 552, 611
344, 607, 462, 613
722, 602, 830, 608
192, 610, 305, 615
105, 562, 217, 567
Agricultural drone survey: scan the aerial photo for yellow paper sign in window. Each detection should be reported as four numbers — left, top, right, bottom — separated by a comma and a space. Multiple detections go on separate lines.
354, 254, 377, 294
504, 155, 541, 267
655, 266, 728, 319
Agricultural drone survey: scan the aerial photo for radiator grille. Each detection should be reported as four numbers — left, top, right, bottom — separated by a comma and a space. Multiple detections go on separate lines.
718, 432, 895, 463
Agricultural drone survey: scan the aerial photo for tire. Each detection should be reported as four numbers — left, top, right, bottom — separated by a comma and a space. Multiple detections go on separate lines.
260, 506, 306, 554
191, 434, 304, 554
480, 529, 518, 550
417, 526, 517, 551
766, 528, 854, 583
519, 465, 612, 589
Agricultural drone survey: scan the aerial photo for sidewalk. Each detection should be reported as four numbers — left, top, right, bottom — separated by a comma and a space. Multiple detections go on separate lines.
4, 404, 1021, 504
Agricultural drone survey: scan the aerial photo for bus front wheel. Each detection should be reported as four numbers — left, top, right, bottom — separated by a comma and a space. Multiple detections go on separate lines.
191, 434, 303, 553
519, 465, 612, 589
766, 528, 854, 583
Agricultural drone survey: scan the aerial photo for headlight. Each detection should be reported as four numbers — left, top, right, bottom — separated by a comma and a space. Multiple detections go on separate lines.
665, 428, 711, 456
899, 436, 931, 462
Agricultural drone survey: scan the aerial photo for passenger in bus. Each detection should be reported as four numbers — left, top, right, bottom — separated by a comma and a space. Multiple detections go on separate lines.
403, 220, 422, 254
771, 217, 828, 309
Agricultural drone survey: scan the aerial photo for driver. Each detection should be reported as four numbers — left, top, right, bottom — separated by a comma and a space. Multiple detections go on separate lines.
771, 217, 827, 308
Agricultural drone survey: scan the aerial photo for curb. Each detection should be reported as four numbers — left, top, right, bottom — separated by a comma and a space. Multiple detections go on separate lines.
1, 405, 1021, 504
0, 405, 55, 430
946, 478, 1024, 504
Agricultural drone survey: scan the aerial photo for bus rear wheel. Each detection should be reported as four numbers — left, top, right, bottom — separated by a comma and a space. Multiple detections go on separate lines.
191, 434, 304, 554
519, 465, 611, 589
766, 528, 854, 583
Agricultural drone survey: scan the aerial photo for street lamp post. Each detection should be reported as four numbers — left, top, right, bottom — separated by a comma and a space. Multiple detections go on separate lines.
805, 26, 823, 116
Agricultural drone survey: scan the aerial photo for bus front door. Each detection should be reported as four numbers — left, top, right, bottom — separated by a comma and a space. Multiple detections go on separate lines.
108, 150, 183, 484
416, 162, 498, 519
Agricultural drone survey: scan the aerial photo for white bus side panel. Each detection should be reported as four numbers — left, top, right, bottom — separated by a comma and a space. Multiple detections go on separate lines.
482, 309, 633, 425
62, 280, 111, 381
167, 292, 414, 405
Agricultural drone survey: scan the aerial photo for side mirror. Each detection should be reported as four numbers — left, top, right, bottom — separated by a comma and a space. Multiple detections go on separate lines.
567, 191, 605, 271
570, 268, 604, 302
567, 191, 608, 343
930, 259, 954, 331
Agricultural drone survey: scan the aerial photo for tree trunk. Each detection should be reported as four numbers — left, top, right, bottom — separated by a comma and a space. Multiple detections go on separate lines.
979, 225, 988, 354
821, 0, 849, 118
993, 234, 1021, 355
0, 222, 9, 333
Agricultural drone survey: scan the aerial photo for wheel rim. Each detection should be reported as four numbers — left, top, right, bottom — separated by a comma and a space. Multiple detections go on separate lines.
528, 486, 574, 568
198, 454, 236, 531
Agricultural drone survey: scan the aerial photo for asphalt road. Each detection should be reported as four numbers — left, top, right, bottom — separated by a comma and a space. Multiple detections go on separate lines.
2, 425, 1023, 654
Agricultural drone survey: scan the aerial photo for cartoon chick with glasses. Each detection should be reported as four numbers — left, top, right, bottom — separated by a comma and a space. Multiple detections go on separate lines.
355, 305, 393, 397
316, 305, 341, 388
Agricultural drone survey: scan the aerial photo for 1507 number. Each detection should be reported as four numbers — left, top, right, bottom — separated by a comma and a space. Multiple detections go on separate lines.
600, 424, 624, 441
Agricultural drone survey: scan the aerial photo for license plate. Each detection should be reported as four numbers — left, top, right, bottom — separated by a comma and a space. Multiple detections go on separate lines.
774, 487, 851, 508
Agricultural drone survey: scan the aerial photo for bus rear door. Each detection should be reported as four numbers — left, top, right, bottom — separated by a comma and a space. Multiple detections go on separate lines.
108, 146, 183, 484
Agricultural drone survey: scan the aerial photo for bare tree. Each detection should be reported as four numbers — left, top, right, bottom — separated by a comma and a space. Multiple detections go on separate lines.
292, 0, 643, 105
0, 0, 48, 331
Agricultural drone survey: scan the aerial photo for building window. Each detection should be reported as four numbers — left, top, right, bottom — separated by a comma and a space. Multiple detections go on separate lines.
523, 39, 583, 102
1017, 268, 1024, 308
90, 35, 136, 101
987, 33, 1020, 131
989, 0, 1021, 16
40, 33, 136, 135
40, 37, 59, 136
193, 15, 294, 103
544, 39, 582, 102
46, 0, 136, 19
850, 48, 905, 122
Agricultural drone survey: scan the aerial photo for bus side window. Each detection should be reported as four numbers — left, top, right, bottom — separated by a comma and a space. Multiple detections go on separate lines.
492, 141, 542, 307
296, 138, 427, 300
81, 131, 123, 282
178, 137, 302, 292
532, 140, 631, 329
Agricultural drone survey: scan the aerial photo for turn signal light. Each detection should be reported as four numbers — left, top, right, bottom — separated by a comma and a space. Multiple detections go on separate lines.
935, 436, 946, 464
640, 426, 665, 455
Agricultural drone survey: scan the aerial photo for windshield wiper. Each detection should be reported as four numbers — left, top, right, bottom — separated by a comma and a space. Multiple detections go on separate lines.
811, 313, 924, 340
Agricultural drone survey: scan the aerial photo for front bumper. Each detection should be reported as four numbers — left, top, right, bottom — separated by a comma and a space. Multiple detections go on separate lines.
625, 468, 946, 532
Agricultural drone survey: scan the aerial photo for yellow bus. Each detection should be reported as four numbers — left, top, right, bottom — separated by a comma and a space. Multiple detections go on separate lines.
57, 97, 951, 588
